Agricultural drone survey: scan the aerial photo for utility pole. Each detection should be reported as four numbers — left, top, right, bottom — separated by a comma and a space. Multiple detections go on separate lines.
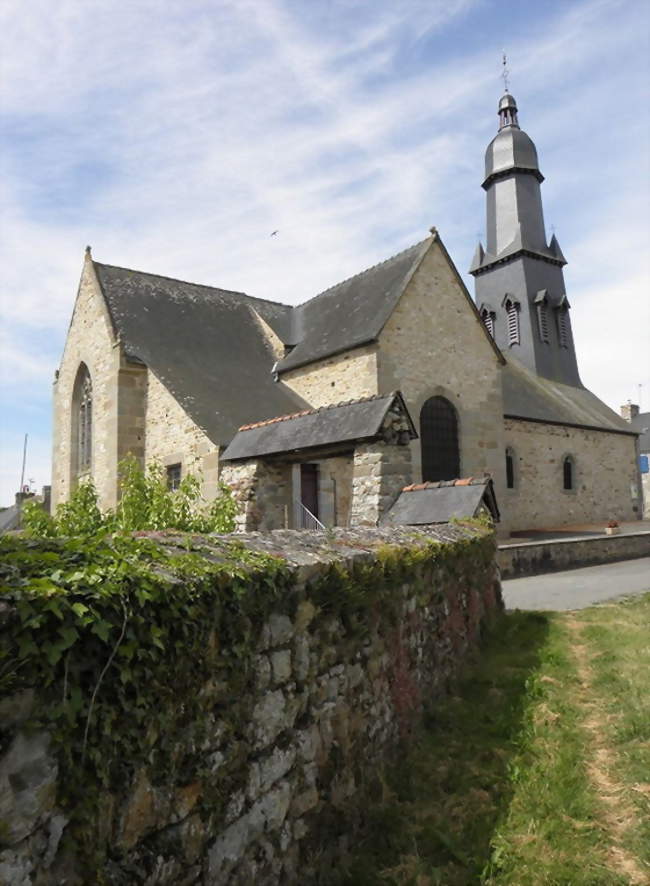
17, 433, 28, 519
19, 433, 28, 493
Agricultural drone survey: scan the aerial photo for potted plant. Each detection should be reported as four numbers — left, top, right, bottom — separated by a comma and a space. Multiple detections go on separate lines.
605, 520, 620, 536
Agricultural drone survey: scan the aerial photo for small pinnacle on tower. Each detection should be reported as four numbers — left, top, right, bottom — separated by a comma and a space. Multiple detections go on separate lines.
85, 245, 92, 257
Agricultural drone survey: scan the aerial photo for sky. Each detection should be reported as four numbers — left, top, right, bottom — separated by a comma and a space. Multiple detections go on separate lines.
1, 0, 649, 507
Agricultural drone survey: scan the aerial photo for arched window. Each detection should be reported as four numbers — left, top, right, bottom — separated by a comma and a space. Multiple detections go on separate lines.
504, 298, 520, 346
72, 364, 92, 475
420, 396, 460, 482
505, 447, 516, 489
563, 455, 574, 491
480, 307, 496, 338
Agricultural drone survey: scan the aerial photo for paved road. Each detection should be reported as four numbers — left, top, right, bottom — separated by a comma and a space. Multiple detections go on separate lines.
502, 557, 650, 611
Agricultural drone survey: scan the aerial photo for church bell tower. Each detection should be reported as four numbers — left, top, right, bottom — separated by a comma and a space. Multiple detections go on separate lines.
470, 90, 582, 387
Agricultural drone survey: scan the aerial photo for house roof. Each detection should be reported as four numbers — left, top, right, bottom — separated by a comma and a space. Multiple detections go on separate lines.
629, 412, 650, 451
93, 262, 304, 443
502, 358, 636, 435
0, 503, 21, 533
276, 239, 431, 373
383, 477, 500, 525
221, 392, 416, 461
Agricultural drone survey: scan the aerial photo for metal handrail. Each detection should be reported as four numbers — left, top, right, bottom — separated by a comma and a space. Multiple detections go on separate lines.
294, 500, 325, 530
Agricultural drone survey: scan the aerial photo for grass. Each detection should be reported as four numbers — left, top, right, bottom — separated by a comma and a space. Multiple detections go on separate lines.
336, 593, 650, 885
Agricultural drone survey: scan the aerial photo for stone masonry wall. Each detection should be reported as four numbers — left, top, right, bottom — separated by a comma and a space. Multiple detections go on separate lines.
349, 405, 414, 526
221, 460, 292, 531
280, 345, 379, 407
503, 418, 640, 528
0, 526, 501, 886
52, 256, 121, 511
144, 371, 221, 502
377, 236, 509, 526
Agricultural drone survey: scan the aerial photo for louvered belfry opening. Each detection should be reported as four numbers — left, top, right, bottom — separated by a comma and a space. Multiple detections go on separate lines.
557, 308, 570, 348
505, 298, 520, 346
481, 307, 496, 338
420, 396, 460, 482
537, 302, 549, 343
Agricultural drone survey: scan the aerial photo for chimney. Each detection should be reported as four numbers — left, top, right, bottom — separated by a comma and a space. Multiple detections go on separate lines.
620, 402, 640, 422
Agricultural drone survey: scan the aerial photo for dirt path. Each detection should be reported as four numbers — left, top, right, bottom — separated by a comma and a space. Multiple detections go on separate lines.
565, 616, 649, 885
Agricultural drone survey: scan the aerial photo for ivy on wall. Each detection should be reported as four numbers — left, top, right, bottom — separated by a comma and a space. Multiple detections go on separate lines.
0, 531, 291, 863
0, 522, 496, 875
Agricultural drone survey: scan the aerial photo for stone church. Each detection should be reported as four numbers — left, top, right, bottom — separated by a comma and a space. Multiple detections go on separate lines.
52, 91, 641, 534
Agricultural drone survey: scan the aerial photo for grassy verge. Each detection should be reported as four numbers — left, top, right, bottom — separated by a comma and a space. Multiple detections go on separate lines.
339, 594, 650, 885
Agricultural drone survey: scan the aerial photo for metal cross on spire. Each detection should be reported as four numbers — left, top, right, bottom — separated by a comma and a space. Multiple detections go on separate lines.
501, 51, 510, 93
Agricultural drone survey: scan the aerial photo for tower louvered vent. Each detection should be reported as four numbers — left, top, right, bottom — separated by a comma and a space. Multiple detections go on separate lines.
557, 308, 570, 348
481, 307, 496, 338
537, 302, 549, 343
505, 298, 520, 346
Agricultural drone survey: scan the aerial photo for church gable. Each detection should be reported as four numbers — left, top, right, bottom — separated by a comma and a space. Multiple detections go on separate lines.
377, 233, 507, 494
52, 253, 123, 509
377, 232, 504, 390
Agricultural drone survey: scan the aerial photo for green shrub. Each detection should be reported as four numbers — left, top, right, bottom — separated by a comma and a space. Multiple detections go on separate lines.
22, 457, 237, 538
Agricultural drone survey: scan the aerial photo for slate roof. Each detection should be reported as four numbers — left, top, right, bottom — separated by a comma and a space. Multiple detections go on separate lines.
383, 477, 500, 525
0, 503, 21, 533
222, 392, 416, 461
629, 412, 650, 452
276, 239, 430, 373
93, 263, 305, 443
502, 358, 636, 435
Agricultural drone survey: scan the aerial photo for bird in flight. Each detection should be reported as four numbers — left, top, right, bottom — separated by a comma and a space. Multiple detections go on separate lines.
270, 230, 279, 237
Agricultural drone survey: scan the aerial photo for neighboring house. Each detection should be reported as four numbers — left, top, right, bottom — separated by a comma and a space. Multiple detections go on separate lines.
621, 404, 650, 517
0, 488, 51, 534
52, 90, 641, 534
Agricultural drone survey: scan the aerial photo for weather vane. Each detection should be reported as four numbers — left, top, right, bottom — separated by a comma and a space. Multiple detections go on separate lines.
501, 51, 510, 92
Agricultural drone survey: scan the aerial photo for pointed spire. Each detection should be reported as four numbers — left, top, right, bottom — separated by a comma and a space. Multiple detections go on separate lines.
469, 242, 485, 273
548, 233, 567, 265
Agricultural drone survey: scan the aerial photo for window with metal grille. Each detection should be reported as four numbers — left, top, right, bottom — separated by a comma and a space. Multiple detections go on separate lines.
505, 298, 520, 346
166, 463, 182, 491
505, 447, 515, 489
420, 396, 460, 482
563, 456, 574, 491
481, 307, 496, 338
74, 366, 92, 473
557, 307, 570, 348
537, 302, 549, 343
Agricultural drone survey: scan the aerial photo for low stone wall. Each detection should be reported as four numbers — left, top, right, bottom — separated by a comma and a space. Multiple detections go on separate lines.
499, 530, 650, 579
0, 525, 501, 886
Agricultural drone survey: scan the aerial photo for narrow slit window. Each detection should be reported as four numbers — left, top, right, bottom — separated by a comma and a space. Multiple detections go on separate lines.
505, 448, 515, 489
166, 463, 182, 491
505, 299, 520, 346
563, 456, 574, 491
